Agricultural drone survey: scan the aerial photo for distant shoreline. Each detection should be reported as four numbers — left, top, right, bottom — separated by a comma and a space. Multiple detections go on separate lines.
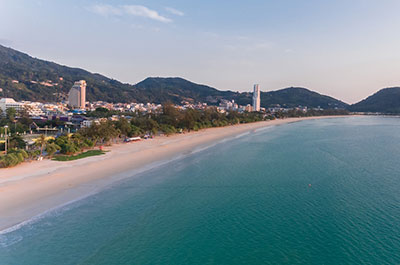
0, 116, 350, 232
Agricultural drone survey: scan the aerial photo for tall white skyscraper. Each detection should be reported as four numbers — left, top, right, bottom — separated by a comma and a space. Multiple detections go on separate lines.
68, 80, 86, 109
252, 84, 260, 112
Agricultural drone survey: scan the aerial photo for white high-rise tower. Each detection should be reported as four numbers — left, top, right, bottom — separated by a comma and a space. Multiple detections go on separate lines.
252, 84, 260, 112
68, 80, 86, 109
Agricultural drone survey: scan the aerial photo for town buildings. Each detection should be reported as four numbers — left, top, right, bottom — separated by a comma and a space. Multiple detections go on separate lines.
219, 99, 239, 111
21, 102, 45, 116
1, 79, 319, 132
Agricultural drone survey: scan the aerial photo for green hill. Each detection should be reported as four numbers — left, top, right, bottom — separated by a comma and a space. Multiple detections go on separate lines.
350, 87, 400, 113
0, 44, 348, 109
261, 87, 348, 109
0, 45, 136, 102
134, 77, 238, 104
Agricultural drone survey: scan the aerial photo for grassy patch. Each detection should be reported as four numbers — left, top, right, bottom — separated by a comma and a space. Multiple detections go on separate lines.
53, 150, 106, 161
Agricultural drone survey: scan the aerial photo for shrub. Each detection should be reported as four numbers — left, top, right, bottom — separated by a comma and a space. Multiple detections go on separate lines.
0, 149, 28, 168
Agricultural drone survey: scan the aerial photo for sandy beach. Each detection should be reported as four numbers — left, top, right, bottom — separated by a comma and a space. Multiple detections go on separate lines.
0, 116, 347, 232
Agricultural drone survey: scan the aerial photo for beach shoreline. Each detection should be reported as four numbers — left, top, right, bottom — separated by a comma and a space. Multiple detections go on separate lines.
0, 116, 349, 232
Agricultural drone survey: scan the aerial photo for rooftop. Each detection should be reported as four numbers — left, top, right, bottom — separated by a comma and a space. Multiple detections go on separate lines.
0, 98, 18, 104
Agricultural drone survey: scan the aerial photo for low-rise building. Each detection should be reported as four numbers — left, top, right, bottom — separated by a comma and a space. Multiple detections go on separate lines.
21, 101, 45, 116
81, 120, 93, 128
0, 98, 23, 113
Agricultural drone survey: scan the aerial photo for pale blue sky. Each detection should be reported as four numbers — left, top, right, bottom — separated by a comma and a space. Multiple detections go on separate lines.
1, 0, 400, 103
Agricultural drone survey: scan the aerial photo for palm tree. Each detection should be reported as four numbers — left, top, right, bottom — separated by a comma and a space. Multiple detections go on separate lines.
45, 143, 61, 158
35, 134, 47, 158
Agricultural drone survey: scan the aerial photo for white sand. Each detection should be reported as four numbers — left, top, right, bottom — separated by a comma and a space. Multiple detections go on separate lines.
0, 116, 348, 231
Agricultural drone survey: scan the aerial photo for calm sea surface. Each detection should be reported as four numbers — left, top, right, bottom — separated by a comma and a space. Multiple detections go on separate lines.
1, 116, 400, 264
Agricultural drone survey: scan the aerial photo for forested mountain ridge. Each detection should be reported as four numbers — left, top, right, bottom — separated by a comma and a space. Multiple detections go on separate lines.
0, 44, 136, 102
349, 87, 400, 113
0, 44, 349, 109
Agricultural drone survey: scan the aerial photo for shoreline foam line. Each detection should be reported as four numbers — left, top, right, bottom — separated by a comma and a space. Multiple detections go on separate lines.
0, 116, 351, 232
0, 124, 258, 236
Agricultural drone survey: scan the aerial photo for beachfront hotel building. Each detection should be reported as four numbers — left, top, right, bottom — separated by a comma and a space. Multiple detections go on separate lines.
0, 98, 23, 114
252, 84, 261, 112
68, 80, 86, 109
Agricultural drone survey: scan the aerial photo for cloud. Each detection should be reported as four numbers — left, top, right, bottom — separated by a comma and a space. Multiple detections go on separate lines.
90, 4, 122, 16
165, 7, 184, 16
123, 5, 171, 23
89, 4, 172, 23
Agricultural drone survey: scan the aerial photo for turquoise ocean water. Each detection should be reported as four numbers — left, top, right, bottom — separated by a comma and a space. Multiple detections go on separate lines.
1, 116, 400, 264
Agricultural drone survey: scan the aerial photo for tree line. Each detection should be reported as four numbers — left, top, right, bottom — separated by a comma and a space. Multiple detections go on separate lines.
0, 103, 348, 167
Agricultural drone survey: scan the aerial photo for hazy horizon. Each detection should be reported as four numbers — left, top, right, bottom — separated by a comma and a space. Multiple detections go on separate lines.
1, 0, 400, 104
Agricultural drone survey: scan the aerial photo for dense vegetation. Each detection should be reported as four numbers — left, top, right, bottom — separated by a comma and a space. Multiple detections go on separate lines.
259, 87, 348, 109
349, 87, 400, 113
0, 107, 32, 135
0, 102, 349, 167
273, 108, 349, 118
81, 106, 348, 141
0, 149, 29, 167
84, 104, 270, 138
0, 44, 348, 109
0, 104, 269, 167
0, 44, 135, 102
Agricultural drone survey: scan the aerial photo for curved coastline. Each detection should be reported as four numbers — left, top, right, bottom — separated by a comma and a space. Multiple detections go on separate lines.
0, 116, 350, 232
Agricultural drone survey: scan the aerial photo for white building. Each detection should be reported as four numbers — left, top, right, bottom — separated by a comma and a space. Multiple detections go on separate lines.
219, 99, 239, 111
0, 98, 23, 114
68, 80, 86, 109
252, 84, 261, 112
21, 101, 45, 116
81, 120, 93, 128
